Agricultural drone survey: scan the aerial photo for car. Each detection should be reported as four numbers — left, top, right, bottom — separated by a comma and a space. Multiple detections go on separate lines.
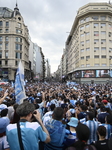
0, 80, 9, 85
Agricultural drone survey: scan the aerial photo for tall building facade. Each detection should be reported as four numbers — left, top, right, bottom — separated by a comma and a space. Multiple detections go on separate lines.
66, 2, 112, 83
0, 5, 30, 81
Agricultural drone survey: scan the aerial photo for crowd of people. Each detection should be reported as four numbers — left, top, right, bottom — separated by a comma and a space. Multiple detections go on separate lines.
0, 82, 112, 150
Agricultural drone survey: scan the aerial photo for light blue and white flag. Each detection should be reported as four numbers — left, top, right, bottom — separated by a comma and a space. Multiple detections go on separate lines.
15, 60, 26, 104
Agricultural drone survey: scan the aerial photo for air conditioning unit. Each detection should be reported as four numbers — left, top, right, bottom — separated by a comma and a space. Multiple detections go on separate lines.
101, 26, 103, 28
109, 35, 111, 37
94, 50, 96, 52
94, 26, 96, 28
94, 34, 96, 36
80, 30, 82, 31
94, 42, 96, 44
101, 42, 103, 44
82, 44, 84, 46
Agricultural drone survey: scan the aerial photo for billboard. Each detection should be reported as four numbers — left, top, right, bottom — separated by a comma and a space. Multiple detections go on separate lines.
96, 70, 111, 77
82, 70, 95, 78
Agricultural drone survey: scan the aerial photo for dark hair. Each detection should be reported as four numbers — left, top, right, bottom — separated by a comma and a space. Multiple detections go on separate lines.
76, 123, 90, 142
106, 114, 112, 125
50, 104, 55, 111
97, 126, 106, 137
16, 102, 35, 117
87, 112, 94, 120
1, 109, 8, 117
52, 107, 64, 121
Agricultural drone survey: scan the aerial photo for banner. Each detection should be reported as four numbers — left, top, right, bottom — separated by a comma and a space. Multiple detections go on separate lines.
15, 61, 26, 104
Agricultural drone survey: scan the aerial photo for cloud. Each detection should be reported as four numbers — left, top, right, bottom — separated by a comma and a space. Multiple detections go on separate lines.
1, 0, 109, 73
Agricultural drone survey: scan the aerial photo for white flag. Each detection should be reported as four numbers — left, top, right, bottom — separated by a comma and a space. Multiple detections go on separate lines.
15, 61, 26, 104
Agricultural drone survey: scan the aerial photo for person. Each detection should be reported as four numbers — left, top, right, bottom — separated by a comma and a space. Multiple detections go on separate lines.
0, 109, 10, 150
92, 126, 110, 150
64, 117, 78, 148
44, 107, 66, 150
6, 102, 50, 150
65, 123, 96, 150
84, 112, 99, 144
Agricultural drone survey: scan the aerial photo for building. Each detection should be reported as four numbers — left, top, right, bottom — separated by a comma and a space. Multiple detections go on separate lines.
0, 4, 30, 81
45, 59, 51, 81
65, 2, 112, 83
36, 46, 45, 81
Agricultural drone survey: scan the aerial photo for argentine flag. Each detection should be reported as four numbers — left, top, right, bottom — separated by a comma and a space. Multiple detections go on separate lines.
15, 60, 26, 104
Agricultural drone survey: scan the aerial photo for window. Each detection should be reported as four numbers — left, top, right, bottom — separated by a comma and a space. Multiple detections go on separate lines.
18, 23, 21, 28
102, 64, 106, 66
86, 24, 89, 28
101, 31, 106, 35
5, 60, 8, 65
94, 31, 99, 36
15, 52, 22, 59
15, 61, 18, 66
5, 43, 8, 50
86, 48, 90, 51
5, 52, 8, 58
81, 41, 84, 44
5, 36, 8, 41
95, 64, 99, 66
81, 49, 84, 52
0, 44, 2, 50
86, 40, 90, 43
81, 64, 84, 67
16, 29, 22, 34
0, 52, 2, 58
15, 44, 22, 50
109, 40, 112, 43
86, 32, 90, 35
0, 29, 2, 33
86, 56, 90, 59
80, 34, 84, 37
92, 16, 99, 20
101, 23, 106, 27
0, 21, 3, 27
94, 47, 99, 51
16, 37, 22, 42
94, 23, 98, 27
85, 17, 90, 22
80, 19, 84, 24
101, 39, 106, 42
108, 16, 111, 21
86, 64, 90, 67
5, 29, 9, 33
6, 22, 9, 27
0, 36, 2, 41
101, 16, 106, 21
101, 55, 106, 58
80, 26, 84, 30
94, 55, 99, 58
81, 57, 84, 60
0, 61, 2, 65
94, 39, 99, 43
101, 47, 106, 50
109, 48, 112, 52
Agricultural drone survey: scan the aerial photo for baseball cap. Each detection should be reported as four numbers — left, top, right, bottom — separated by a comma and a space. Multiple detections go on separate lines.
102, 100, 108, 104
67, 117, 78, 127
0, 104, 7, 112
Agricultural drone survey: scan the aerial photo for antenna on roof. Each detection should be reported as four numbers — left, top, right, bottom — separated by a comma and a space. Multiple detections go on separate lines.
16, 0, 18, 8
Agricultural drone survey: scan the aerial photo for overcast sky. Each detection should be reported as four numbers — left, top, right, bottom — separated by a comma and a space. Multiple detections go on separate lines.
1, 0, 109, 73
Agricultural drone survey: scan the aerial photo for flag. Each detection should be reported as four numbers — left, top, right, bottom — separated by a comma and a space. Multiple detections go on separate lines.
15, 60, 26, 104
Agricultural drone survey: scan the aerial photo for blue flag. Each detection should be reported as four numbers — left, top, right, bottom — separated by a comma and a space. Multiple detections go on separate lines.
15, 61, 26, 104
